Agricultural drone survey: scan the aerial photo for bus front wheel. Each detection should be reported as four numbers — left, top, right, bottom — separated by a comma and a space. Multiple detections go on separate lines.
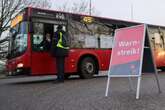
79, 57, 98, 79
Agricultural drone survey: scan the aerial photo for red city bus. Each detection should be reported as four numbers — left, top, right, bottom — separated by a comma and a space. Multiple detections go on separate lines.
6, 7, 139, 78
6, 7, 165, 78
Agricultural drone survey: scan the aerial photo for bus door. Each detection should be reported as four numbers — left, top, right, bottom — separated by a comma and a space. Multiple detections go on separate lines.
31, 22, 55, 75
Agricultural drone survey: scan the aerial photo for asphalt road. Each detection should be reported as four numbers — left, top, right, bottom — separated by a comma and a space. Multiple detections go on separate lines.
0, 73, 165, 110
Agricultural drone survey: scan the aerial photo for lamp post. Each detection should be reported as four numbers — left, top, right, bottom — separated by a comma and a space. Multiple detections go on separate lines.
89, 0, 92, 15
131, 0, 134, 20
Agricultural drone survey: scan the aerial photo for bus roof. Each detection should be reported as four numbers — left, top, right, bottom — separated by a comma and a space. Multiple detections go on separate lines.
25, 7, 165, 29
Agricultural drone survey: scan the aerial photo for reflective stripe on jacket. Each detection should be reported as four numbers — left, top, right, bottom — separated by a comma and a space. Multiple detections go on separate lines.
56, 32, 69, 49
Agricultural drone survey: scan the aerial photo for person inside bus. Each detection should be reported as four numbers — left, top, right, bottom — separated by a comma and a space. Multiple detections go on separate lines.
39, 33, 51, 51
51, 25, 69, 83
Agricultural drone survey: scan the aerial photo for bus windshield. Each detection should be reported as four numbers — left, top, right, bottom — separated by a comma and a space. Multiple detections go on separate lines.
8, 21, 28, 58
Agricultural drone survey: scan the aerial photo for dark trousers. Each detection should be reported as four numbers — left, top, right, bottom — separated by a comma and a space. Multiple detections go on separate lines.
56, 57, 65, 81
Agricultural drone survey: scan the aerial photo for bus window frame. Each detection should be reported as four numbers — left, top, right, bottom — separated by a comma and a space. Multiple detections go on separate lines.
31, 19, 68, 52
9, 21, 28, 58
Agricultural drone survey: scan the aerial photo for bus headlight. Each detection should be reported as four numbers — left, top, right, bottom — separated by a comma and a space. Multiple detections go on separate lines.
17, 63, 24, 68
158, 51, 165, 57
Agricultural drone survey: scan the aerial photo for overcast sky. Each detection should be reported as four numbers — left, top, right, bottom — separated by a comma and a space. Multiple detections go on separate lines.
52, 0, 165, 26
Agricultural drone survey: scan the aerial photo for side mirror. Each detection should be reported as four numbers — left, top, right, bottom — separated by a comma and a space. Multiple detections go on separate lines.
9, 28, 17, 36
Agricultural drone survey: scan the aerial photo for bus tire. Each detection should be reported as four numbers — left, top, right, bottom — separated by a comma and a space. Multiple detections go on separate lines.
79, 57, 98, 79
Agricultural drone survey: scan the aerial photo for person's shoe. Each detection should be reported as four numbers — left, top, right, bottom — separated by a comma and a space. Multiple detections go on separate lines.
52, 79, 64, 84
59, 80, 64, 83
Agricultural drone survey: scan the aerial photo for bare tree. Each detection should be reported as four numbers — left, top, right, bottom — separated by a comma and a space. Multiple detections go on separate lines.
57, 1, 99, 15
0, 0, 51, 59
0, 0, 51, 38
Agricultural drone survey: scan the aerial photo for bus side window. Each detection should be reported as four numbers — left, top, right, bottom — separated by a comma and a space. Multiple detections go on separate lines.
43, 23, 53, 51
54, 25, 66, 32
32, 22, 44, 51
33, 35, 43, 44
